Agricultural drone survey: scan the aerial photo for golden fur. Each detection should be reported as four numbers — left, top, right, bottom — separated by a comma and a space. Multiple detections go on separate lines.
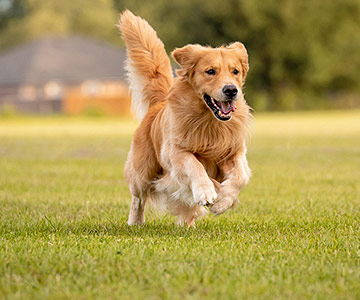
118, 10, 252, 226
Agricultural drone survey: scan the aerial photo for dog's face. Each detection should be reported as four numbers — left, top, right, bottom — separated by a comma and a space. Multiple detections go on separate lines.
172, 42, 249, 121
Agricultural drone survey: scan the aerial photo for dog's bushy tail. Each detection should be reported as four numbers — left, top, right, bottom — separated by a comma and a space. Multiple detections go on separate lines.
117, 10, 173, 121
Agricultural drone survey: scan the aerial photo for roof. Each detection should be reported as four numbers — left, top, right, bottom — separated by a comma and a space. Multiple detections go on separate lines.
0, 36, 127, 85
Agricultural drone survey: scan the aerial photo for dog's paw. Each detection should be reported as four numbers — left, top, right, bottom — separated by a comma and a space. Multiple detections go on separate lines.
210, 194, 235, 216
192, 181, 217, 206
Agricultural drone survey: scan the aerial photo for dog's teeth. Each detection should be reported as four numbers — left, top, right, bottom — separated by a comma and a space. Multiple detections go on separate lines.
211, 98, 216, 107
208, 95, 232, 118
211, 97, 220, 110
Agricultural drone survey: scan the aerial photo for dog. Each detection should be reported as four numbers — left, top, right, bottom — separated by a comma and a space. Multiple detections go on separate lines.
118, 10, 252, 226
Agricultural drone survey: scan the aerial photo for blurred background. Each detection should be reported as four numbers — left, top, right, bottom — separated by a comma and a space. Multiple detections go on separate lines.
0, 0, 360, 115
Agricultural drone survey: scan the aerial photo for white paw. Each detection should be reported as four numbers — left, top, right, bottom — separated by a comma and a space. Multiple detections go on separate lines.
210, 195, 235, 216
192, 181, 217, 206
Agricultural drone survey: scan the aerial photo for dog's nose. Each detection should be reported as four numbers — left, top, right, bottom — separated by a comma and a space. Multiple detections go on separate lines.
222, 85, 238, 99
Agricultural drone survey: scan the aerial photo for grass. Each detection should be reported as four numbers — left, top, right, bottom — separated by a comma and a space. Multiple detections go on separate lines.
0, 111, 359, 300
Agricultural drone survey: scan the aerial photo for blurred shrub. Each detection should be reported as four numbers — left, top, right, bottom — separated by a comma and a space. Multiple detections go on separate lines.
82, 106, 106, 118
0, 104, 17, 117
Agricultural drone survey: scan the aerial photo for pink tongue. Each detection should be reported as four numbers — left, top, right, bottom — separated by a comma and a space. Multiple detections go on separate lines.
219, 101, 236, 113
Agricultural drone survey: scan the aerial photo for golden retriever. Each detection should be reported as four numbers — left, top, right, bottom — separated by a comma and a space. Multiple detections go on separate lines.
118, 10, 251, 226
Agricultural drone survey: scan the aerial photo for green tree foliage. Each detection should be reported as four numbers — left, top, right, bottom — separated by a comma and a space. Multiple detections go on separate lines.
0, 0, 120, 50
0, 0, 24, 45
117, 0, 360, 109
1, 0, 360, 109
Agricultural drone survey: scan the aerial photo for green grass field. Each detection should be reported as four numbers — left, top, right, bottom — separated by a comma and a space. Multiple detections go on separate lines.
0, 111, 359, 300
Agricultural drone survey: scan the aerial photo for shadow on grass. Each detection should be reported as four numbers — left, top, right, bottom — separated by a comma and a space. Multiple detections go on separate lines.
3, 212, 348, 240
46, 217, 231, 239
3, 214, 252, 240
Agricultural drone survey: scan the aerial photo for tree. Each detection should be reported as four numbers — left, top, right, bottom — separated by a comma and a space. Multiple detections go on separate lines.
115, 0, 360, 109
0, 0, 121, 50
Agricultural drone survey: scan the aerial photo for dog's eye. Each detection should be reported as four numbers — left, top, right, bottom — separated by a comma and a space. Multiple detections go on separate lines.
233, 69, 239, 75
205, 69, 216, 75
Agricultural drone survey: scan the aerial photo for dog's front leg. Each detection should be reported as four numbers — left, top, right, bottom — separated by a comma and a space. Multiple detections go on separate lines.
211, 146, 251, 215
165, 146, 217, 206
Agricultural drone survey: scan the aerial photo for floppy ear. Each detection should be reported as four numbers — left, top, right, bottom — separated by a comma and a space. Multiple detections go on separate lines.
171, 44, 202, 77
227, 42, 249, 80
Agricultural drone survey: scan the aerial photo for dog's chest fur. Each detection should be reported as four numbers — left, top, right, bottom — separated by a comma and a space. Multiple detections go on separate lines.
171, 111, 247, 163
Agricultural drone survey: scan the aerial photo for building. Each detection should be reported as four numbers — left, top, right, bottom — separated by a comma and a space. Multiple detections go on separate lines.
0, 36, 131, 115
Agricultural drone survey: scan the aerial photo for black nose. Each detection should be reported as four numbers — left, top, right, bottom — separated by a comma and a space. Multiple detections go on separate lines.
222, 85, 238, 98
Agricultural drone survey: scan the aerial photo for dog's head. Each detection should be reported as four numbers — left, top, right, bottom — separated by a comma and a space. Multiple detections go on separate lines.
171, 42, 249, 122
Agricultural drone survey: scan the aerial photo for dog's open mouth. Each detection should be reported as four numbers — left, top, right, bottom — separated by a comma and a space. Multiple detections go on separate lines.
203, 94, 236, 121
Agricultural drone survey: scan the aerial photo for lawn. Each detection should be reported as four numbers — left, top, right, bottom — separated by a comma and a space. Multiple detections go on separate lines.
0, 111, 359, 300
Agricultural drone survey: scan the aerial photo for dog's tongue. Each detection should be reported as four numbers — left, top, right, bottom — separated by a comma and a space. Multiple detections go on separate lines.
219, 101, 236, 113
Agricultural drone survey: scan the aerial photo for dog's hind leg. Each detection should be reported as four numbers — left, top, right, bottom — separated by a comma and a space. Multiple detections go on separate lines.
128, 195, 146, 225
124, 115, 163, 226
